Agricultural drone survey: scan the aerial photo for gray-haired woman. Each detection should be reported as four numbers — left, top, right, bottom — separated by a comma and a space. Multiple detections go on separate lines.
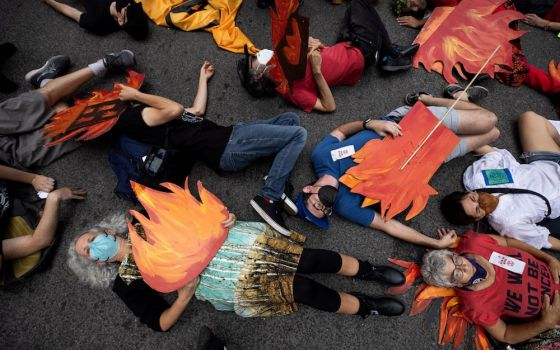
421, 229, 560, 346
68, 213, 406, 332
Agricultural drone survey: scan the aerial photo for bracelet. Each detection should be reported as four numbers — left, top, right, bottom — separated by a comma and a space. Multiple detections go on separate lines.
363, 118, 372, 130
544, 21, 551, 31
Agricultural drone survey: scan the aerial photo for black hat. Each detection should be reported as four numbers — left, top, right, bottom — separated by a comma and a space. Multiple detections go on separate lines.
123, 3, 149, 41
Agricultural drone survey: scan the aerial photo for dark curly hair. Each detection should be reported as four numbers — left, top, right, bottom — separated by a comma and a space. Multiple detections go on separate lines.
440, 191, 476, 225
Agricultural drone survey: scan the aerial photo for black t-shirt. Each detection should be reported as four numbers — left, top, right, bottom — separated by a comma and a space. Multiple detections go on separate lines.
113, 105, 233, 171
79, 0, 132, 35
112, 276, 169, 332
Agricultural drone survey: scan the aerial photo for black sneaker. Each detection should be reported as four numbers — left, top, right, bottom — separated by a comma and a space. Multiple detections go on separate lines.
0, 73, 18, 93
263, 176, 298, 216
354, 261, 405, 286
391, 43, 420, 57
102, 50, 136, 72
196, 326, 225, 350
380, 55, 412, 72
350, 292, 405, 317
444, 83, 488, 102
25, 55, 70, 88
250, 195, 291, 236
404, 91, 433, 106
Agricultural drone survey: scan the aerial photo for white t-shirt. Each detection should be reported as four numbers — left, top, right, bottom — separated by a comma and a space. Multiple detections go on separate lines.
463, 148, 560, 249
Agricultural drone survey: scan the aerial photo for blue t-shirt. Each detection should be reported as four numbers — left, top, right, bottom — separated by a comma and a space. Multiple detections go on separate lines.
311, 130, 382, 227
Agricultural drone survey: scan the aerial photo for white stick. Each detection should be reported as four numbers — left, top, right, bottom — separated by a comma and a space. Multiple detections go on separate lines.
399, 45, 502, 170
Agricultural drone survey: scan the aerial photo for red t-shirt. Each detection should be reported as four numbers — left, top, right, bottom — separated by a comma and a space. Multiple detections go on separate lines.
280, 43, 365, 113
455, 231, 560, 327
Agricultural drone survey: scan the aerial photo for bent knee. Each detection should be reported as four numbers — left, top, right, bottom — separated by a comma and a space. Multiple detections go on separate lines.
483, 110, 498, 129
489, 127, 500, 142
518, 111, 544, 126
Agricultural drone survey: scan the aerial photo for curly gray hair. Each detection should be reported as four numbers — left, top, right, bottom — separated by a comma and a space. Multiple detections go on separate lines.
421, 249, 456, 288
67, 213, 129, 289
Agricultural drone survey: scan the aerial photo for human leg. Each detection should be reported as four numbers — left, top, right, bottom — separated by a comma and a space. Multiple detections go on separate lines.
518, 111, 560, 152
292, 275, 404, 316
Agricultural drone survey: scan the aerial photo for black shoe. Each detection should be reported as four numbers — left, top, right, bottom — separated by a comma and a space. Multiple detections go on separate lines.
25, 55, 70, 89
0, 73, 18, 93
444, 83, 488, 102
355, 262, 405, 286
392, 43, 420, 57
0, 43, 16, 62
102, 50, 136, 72
350, 292, 405, 317
263, 176, 298, 216
250, 195, 291, 236
404, 91, 432, 106
380, 55, 412, 72
196, 326, 225, 350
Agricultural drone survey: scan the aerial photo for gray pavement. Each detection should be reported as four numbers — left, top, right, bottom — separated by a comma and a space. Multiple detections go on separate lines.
0, 0, 559, 349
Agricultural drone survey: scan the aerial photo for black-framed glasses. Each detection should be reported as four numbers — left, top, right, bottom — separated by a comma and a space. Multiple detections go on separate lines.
304, 192, 333, 216
450, 254, 465, 283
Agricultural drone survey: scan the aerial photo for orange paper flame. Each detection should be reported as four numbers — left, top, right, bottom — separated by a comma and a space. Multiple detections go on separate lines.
339, 102, 459, 221
413, 0, 526, 83
42, 70, 144, 147
387, 258, 422, 295
390, 259, 491, 350
128, 179, 229, 293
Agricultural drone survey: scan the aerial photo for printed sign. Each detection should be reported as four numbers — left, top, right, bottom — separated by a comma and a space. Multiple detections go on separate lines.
489, 251, 525, 274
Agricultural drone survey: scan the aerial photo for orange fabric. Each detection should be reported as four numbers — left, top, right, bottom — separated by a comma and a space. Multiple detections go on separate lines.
138, 0, 258, 54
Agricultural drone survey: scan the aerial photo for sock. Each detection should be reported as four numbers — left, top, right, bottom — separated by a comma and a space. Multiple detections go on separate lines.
39, 79, 51, 88
88, 59, 107, 77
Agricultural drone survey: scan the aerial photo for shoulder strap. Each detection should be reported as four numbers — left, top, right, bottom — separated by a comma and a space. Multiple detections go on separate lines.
475, 187, 551, 218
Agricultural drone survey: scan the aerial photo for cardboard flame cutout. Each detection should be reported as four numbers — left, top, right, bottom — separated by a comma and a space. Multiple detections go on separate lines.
128, 180, 229, 293
268, 0, 309, 94
42, 70, 144, 147
388, 259, 490, 350
413, 0, 526, 83
339, 103, 459, 222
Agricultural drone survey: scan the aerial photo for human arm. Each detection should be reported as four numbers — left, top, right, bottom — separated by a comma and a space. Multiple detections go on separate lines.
490, 234, 560, 283
2, 187, 86, 260
370, 215, 458, 249
44, 0, 82, 22
118, 85, 184, 127
330, 119, 402, 141
397, 16, 428, 28
484, 291, 560, 344
309, 50, 336, 113
308, 36, 325, 52
524, 14, 560, 32
221, 212, 236, 229
159, 277, 199, 331
0, 165, 54, 192
186, 60, 214, 116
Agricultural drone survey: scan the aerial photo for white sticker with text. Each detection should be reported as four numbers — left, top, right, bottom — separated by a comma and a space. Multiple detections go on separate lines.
489, 251, 526, 274
331, 145, 355, 162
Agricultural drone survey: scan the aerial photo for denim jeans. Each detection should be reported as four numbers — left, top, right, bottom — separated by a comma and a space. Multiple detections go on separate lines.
219, 112, 307, 200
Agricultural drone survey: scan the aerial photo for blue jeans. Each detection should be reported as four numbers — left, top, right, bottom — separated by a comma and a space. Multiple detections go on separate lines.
219, 112, 307, 200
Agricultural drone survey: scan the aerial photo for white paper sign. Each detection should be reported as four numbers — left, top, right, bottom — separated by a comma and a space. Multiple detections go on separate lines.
489, 251, 526, 274
330, 145, 355, 162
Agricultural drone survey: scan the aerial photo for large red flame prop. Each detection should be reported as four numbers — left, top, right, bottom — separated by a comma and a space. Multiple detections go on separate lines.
42, 70, 144, 147
128, 180, 229, 293
339, 103, 459, 221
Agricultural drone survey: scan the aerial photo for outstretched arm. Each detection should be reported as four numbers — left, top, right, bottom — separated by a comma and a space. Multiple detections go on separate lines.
186, 60, 214, 116
397, 16, 428, 29
525, 14, 560, 32
331, 119, 402, 141
44, 0, 82, 22
370, 215, 458, 248
0, 165, 55, 193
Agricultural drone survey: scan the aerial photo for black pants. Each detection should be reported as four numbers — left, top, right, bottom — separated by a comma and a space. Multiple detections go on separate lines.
292, 249, 345, 313
337, 0, 393, 67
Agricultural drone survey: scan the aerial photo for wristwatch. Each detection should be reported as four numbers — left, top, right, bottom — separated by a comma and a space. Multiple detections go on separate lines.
363, 118, 373, 130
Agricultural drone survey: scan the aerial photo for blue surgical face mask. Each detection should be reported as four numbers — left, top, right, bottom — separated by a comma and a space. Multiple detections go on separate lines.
89, 234, 119, 261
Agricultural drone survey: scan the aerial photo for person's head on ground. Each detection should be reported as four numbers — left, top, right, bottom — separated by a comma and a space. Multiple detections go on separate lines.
440, 191, 498, 225
110, 1, 148, 40
295, 181, 338, 229
237, 47, 277, 98
67, 214, 128, 288
421, 249, 482, 288
393, 0, 428, 16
